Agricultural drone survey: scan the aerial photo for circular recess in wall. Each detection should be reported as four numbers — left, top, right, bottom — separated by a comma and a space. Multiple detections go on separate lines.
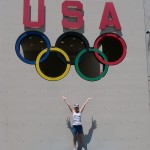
35, 47, 71, 81
94, 33, 127, 65
75, 48, 109, 81
15, 31, 51, 64
55, 31, 90, 65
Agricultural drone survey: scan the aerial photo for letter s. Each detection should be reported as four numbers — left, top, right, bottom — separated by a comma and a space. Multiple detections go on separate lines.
62, 1, 84, 29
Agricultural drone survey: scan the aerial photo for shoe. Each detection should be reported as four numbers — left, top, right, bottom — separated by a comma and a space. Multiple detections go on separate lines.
81, 147, 85, 150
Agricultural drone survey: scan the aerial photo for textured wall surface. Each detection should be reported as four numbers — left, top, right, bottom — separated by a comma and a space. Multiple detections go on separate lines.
0, 0, 150, 150
144, 0, 150, 96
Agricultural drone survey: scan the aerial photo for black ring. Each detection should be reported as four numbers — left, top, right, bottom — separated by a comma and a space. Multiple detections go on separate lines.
55, 31, 90, 65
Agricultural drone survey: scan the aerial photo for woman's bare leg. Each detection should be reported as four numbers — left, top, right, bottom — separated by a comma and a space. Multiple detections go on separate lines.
78, 133, 84, 148
73, 135, 77, 149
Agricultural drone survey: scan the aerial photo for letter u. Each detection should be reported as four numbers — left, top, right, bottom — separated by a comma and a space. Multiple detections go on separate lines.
23, 0, 45, 28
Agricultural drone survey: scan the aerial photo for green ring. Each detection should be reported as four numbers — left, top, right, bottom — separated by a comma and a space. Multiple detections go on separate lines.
75, 48, 109, 81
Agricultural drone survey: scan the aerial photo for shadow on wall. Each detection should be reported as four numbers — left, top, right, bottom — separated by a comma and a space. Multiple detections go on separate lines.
66, 117, 97, 150
100, 26, 123, 36
147, 33, 150, 54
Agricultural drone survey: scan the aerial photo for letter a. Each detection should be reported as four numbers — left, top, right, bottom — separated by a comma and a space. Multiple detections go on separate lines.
99, 2, 121, 30
23, 0, 45, 28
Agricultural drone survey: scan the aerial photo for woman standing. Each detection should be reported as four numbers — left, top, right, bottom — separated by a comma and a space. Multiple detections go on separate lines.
62, 96, 92, 150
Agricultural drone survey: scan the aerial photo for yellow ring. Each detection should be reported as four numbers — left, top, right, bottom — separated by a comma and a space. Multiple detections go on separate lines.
35, 47, 71, 81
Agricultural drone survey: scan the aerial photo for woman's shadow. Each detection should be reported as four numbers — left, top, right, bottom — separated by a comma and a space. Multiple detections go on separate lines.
66, 117, 97, 150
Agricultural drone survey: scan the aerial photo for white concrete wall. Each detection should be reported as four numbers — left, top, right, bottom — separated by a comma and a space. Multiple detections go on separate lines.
143, 0, 150, 97
0, 0, 150, 150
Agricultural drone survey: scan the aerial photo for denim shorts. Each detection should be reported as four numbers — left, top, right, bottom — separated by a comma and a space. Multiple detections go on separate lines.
71, 125, 83, 135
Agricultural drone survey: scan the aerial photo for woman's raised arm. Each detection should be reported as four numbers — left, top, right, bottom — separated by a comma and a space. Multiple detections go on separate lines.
62, 96, 73, 112
80, 97, 92, 113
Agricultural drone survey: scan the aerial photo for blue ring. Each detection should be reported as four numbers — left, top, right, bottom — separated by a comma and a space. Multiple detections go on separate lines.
15, 31, 51, 65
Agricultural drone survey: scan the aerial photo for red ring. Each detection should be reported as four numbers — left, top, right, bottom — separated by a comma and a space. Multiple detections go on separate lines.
94, 33, 127, 65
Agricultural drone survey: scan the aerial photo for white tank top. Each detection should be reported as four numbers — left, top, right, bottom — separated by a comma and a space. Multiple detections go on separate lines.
72, 112, 82, 125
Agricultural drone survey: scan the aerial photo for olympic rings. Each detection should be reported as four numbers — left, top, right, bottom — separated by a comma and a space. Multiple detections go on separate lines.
55, 31, 90, 65
35, 47, 71, 81
15, 30, 127, 81
75, 48, 109, 81
15, 31, 51, 64
94, 33, 127, 65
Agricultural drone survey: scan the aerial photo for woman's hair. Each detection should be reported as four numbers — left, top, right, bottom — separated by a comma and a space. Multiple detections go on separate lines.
74, 104, 79, 108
